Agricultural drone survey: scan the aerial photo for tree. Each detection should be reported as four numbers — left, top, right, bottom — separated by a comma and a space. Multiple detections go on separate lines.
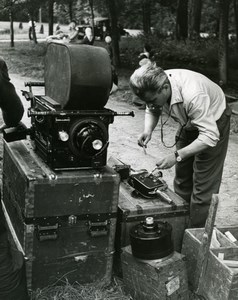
176, 0, 188, 40
189, 0, 203, 39
233, 0, 238, 49
19, 0, 45, 44
0, 0, 22, 47
48, 0, 54, 35
218, 0, 231, 85
142, 0, 151, 34
105, 0, 120, 66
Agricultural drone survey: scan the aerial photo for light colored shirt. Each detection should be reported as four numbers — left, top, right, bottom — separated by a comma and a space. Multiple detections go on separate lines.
150, 69, 226, 147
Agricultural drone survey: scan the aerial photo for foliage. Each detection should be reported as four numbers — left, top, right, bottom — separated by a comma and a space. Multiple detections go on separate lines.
119, 34, 238, 88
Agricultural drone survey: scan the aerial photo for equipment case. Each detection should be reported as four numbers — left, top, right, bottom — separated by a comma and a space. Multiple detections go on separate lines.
2, 140, 120, 290
116, 180, 189, 253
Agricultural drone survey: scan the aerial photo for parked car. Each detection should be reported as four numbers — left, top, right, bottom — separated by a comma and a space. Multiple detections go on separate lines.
93, 17, 129, 40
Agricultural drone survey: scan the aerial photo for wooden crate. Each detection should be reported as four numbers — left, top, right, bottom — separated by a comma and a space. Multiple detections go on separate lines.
2, 140, 120, 290
108, 156, 189, 254
218, 226, 238, 245
201, 247, 238, 300
121, 246, 189, 300
181, 227, 237, 292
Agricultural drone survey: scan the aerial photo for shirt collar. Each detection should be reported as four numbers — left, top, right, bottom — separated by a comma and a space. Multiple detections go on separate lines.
165, 71, 183, 106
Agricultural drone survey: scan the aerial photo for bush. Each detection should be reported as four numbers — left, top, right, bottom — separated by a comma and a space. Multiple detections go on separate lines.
120, 35, 220, 70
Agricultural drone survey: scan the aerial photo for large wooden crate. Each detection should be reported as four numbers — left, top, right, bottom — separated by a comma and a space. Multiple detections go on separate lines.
2, 140, 120, 290
181, 227, 238, 295
201, 247, 238, 300
121, 246, 189, 300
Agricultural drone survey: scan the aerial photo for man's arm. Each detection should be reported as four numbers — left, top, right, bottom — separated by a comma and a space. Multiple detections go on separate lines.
138, 109, 160, 146
0, 59, 24, 127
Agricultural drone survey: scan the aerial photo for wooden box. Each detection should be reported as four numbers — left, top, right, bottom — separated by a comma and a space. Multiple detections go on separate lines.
201, 247, 238, 300
121, 246, 189, 300
116, 179, 189, 253
181, 227, 237, 291
218, 226, 238, 245
2, 140, 120, 290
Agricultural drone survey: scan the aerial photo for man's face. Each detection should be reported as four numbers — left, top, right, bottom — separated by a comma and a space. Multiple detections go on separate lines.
143, 84, 171, 110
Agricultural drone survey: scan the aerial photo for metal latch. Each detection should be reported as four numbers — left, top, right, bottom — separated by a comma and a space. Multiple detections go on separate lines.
36, 223, 59, 241
88, 220, 109, 237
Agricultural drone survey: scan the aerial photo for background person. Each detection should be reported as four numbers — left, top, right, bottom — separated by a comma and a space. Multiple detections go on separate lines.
138, 43, 154, 66
129, 62, 231, 228
105, 36, 118, 93
68, 21, 79, 43
0, 58, 24, 132
80, 27, 94, 45
0, 58, 29, 299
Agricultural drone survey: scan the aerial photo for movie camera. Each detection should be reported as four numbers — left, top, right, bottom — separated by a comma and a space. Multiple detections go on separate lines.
4, 43, 134, 170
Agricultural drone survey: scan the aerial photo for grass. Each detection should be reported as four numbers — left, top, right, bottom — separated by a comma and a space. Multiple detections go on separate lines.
0, 42, 46, 79
31, 278, 131, 300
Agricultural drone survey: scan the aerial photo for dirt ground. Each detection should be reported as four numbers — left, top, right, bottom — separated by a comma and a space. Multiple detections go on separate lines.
3, 72, 238, 230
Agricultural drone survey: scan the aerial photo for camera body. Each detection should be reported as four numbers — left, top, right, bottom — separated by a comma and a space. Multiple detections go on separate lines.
4, 43, 134, 170
30, 95, 114, 170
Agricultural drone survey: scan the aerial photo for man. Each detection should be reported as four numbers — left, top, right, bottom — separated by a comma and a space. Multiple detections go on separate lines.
0, 57, 29, 299
129, 62, 231, 228
0, 58, 24, 131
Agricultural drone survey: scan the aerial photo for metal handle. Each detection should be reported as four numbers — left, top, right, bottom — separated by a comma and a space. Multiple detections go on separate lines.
25, 81, 45, 87
155, 190, 176, 207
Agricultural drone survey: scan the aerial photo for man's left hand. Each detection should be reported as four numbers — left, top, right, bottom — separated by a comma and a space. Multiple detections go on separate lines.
156, 153, 176, 169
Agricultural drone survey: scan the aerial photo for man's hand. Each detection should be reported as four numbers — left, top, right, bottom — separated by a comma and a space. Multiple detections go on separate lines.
156, 153, 177, 169
138, 132, 152, 147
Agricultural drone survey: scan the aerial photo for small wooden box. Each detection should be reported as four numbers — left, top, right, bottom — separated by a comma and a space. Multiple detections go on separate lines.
181, 228, 237, 291
218, 226, 238, 245
121, 246, 189, 300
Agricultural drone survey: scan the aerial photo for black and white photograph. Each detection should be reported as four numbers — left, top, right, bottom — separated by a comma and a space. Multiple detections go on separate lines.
0, 0, 238, 299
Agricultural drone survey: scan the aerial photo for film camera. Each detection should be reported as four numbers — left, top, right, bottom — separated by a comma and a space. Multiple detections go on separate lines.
4, 43, 134, 170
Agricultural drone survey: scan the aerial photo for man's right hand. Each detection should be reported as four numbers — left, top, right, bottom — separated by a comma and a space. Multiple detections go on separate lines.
138, 132, 152, 147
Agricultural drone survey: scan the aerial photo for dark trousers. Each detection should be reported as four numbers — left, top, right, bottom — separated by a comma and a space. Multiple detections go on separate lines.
174, 105, 231, 227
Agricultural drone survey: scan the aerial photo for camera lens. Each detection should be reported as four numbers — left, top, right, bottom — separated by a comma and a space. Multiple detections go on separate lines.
69, 118, 108, 158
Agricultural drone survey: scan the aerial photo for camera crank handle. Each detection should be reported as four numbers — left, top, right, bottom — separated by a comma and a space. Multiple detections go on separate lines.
155, 189, 177, 207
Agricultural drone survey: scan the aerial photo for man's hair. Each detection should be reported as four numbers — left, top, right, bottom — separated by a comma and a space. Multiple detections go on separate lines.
129, 62, 168, 99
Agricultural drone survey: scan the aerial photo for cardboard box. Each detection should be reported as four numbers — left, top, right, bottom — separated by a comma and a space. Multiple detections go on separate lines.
121, 246, 189, 300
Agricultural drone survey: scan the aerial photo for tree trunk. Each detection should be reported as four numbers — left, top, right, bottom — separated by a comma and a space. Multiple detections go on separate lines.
9, 11, 14, 48
89, 0, 95, 36
218, 0, 230, 86
142, 0, 151, 35
189, 0, 203, 39
105, 0, 120, 67
176, 0, 188, 41
48, 0, 54, 35
69, 0, 73, 22
31, 18, 38, 44
233, 0, 238, 49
